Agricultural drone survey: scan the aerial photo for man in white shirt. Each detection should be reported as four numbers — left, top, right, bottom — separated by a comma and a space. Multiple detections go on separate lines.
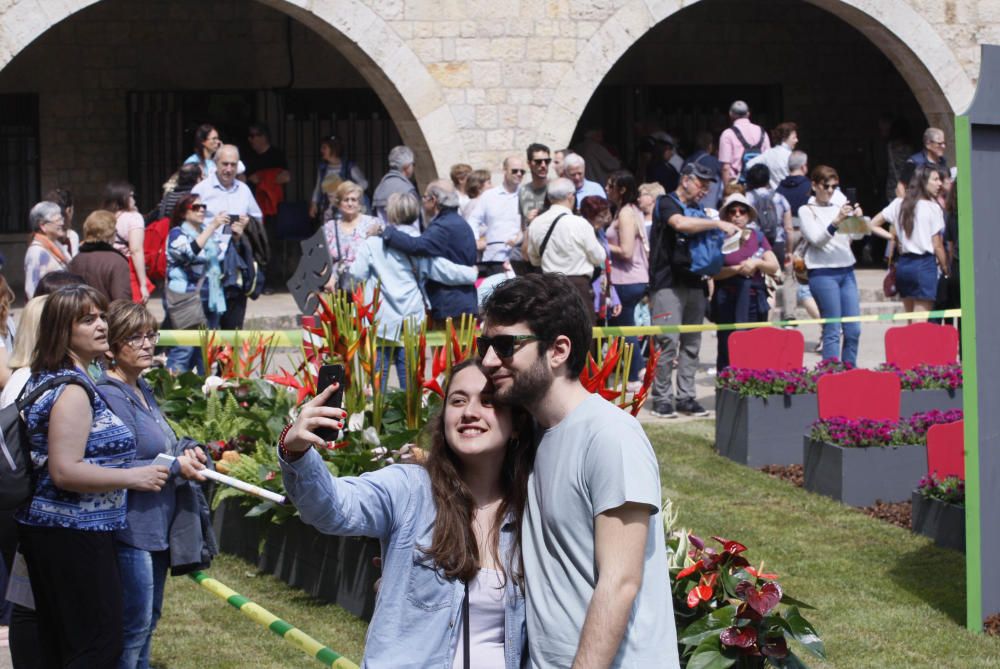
748, 122, 799, 189
526, 178, 605, 321
467, 156, 526, 276
191, 145, 263, 329
564, 154, 606, 207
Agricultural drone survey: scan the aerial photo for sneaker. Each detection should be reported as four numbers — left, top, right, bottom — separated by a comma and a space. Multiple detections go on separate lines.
650, 405, 678, 419
677, 399, 710, 417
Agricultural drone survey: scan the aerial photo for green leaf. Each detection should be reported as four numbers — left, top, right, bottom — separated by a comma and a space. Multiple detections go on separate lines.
324, 461, 340, 478
779, 593, 815, 610
780, 607, 826, 659
766, 650, 810, 669
679, 605, 737, 646
687, 636, 737, 669
245, 501, 275, 518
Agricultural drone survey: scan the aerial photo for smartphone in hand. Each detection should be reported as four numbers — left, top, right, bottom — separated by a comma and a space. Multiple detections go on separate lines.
315, 364, 345, 442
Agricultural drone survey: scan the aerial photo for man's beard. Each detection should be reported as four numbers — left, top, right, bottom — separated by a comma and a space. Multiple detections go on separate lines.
495, 355, 553, 408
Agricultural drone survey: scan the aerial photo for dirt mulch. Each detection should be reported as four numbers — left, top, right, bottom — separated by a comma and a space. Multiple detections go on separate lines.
760, 464, 804, 487
985, 614, 1000, 636
861, 500, 911, 529
760, 465, 912, 529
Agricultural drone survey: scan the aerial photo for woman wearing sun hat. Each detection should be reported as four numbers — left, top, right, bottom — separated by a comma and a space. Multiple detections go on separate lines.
711, 192, 780, 371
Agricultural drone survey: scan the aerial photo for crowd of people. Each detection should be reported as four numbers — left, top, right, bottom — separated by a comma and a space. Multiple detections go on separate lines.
0, 101, 961, 667
15, 102, 960, 409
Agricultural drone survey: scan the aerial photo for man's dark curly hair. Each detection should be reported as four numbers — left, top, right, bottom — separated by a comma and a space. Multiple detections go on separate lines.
481, 273, 591, 378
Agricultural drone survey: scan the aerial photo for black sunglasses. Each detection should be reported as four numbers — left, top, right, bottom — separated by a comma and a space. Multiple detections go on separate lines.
476, 334, 539, 359
531, 158, 552, 165
510, 168, 526, 175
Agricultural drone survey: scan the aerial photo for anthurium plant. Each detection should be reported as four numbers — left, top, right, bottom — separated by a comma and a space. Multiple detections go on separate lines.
670, 533, 826, 668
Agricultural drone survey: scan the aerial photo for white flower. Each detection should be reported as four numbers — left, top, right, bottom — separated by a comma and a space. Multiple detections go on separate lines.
347, 412, 365, 432
362, 426, 381, 447
202, 375, 225, 395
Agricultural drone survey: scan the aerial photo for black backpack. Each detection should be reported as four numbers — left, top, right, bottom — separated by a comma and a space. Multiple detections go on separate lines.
731, 125, 766, 183
749, 189, 781, 245
0, 375, 96, 510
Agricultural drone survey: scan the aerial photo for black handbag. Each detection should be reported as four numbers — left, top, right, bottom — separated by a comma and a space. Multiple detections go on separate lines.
0, 375, 96, 510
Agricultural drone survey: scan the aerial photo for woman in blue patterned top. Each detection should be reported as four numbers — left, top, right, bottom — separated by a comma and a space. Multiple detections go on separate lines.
15, 285, 169, 668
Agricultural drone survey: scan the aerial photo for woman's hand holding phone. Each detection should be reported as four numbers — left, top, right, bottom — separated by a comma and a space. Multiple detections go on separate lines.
284, 383, 348, 453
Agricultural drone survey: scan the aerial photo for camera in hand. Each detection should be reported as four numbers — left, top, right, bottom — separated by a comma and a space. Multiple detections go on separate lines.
314, 364, 345, 442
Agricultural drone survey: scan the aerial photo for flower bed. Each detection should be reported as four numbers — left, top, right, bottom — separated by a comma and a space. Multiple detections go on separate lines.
878, 363, 963, 415
714, 360, 849, 467
802, 410, 962, 507
910, 474, 965, 552
716, 359, 851, 398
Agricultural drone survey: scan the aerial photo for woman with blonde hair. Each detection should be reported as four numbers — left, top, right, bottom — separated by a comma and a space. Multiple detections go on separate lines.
323, 180, 379, 294
0, 295, 47, 408
0, 273, 15, 389
637, 182, 665, 238
68, 210, 131, 303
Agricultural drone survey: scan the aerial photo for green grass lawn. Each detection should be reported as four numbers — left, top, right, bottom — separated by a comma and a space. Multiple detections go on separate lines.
153, 420, 1000, 668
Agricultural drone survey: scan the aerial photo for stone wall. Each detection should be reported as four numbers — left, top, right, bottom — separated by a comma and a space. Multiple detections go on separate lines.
0, 0, 994, 216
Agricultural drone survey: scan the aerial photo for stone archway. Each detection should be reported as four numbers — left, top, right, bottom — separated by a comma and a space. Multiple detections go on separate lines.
0, 0, 461, 178
540, 0, 975, 151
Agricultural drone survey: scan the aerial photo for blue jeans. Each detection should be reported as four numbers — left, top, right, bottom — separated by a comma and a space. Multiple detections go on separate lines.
608, 282, 647, 381
808, 267, 860, 366
376, 344, 406, 391
166, 306, 220, 373
116, 544, 169, 669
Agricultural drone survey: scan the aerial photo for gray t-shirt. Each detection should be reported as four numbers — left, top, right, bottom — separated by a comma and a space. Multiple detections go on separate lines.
523, 394, 679, 668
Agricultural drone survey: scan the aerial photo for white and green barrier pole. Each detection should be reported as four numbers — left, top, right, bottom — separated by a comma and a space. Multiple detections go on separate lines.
188, 571, 359, 668
157, 308, 962, 347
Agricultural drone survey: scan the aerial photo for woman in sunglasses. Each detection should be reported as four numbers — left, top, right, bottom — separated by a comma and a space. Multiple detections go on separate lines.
278, 359, 532, 668
711, 193, 780, 371
164, 194, 227, 372
97, 301, 208, 669
799, 165, 890, 365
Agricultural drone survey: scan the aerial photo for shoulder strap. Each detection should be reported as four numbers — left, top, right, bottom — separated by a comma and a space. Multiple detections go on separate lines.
731, 125, 751, 150
17, 373, 96, 410
539, 213, 569, 259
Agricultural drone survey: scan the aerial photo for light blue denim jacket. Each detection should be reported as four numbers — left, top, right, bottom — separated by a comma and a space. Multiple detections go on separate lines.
280, 449, 527, 669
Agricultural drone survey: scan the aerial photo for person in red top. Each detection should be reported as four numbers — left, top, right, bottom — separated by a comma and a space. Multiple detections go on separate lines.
711, 193, 780, 371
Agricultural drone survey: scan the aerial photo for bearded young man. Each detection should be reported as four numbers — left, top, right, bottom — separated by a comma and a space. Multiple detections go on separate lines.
479, 273, 679, 669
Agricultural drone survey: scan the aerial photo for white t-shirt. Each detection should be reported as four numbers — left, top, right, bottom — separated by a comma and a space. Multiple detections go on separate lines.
879, 198, 944, 255
451, 568, 505, 669
522, 394, 679, 669
1, 367, 31, 409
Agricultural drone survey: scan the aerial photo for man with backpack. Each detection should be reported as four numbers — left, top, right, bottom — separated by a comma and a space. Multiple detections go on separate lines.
718, 100, 770, 185
648, 163, 739, 418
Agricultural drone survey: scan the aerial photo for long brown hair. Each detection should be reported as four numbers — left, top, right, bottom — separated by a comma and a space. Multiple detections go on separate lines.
899, 163, 940, 239
422, 360, 535, 585
31, 285, 108, 373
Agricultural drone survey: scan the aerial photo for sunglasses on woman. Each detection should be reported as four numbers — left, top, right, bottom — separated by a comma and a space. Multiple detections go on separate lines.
476, 334, 539, 359
189, 204, 207, 212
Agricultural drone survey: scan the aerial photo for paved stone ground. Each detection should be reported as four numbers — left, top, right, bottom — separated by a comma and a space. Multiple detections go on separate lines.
0, 270, 913, 667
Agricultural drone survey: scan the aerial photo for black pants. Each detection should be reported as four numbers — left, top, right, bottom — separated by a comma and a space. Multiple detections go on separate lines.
220, 293, 248, 330
712, 279, 769, 371
18, 524, 123, 669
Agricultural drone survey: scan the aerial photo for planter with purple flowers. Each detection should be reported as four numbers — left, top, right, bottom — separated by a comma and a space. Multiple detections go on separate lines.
879, 363, 963, 416
714, 361, 847, 466
802, 410, 963, 507
911, 474, 965, 552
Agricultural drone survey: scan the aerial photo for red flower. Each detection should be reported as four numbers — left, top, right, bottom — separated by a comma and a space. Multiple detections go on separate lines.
720, 625, 758, 649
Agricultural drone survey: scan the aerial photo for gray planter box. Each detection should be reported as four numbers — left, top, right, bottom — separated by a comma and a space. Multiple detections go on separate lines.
900, 388, 962, 416
802, 438, 927, 506
715, 388, 818, 466
911, 492, 965, 552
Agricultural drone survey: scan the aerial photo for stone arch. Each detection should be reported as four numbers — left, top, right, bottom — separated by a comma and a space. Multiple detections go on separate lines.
540, 0, 974, 150
0, 0, 461, 177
